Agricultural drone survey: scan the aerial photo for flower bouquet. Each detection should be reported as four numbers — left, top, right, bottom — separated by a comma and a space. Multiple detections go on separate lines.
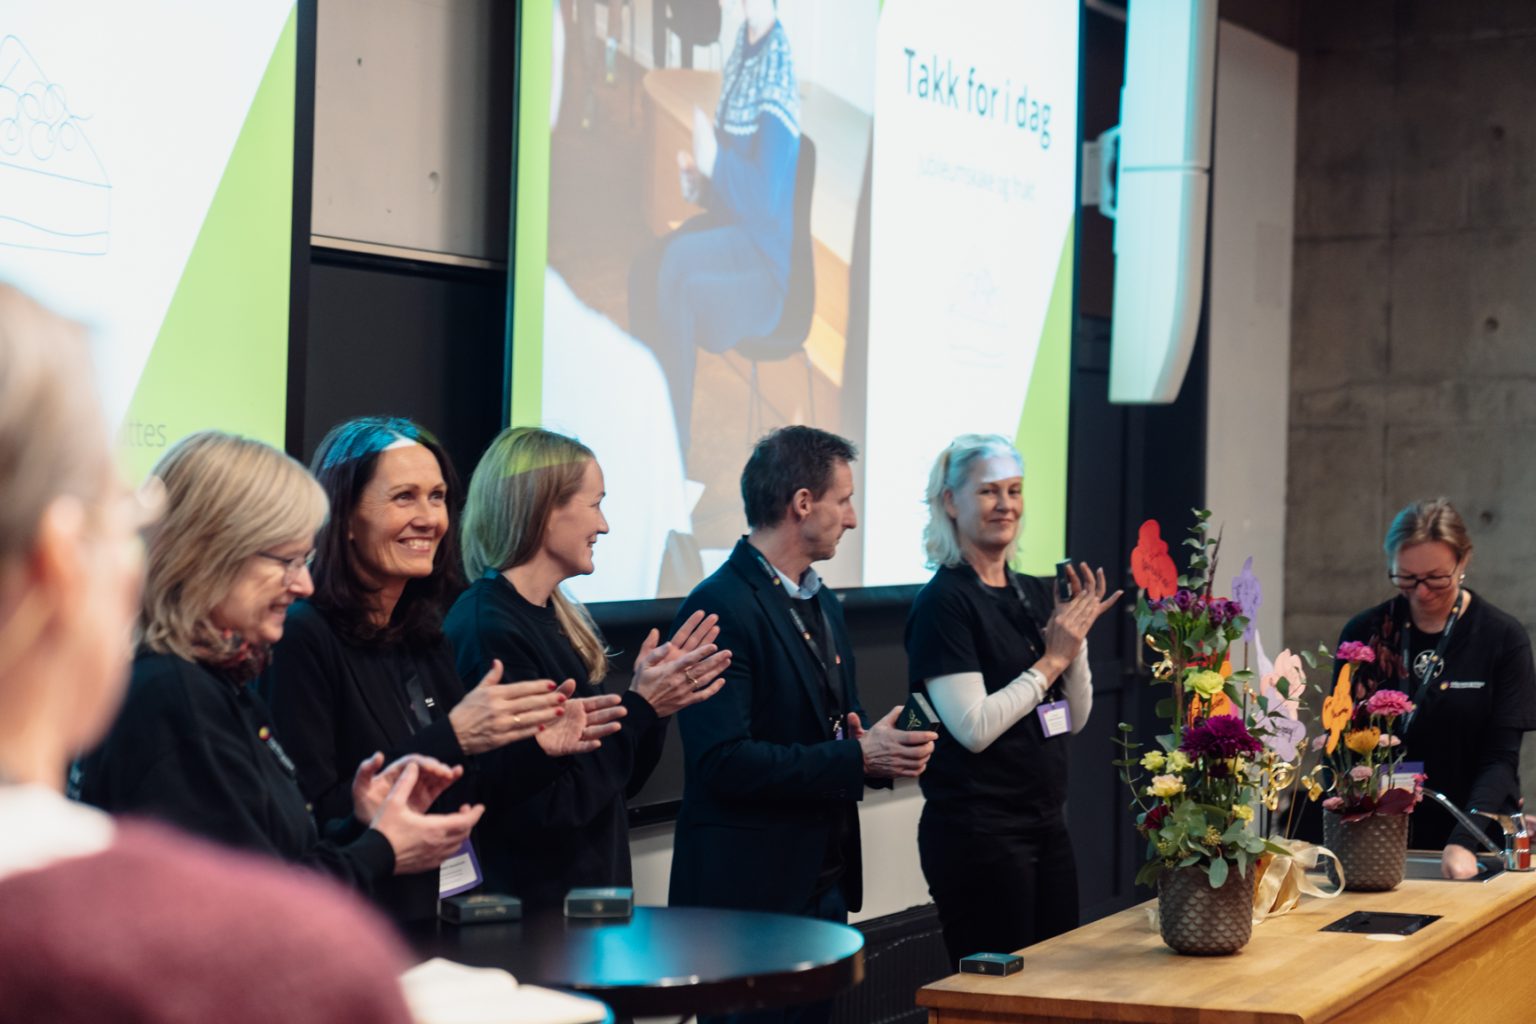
1116, 511, 1296, 955
1307, 642, 1420, 890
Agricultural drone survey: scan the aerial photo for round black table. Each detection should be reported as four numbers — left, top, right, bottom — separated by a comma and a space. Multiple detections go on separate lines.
408, 906, 865, 1018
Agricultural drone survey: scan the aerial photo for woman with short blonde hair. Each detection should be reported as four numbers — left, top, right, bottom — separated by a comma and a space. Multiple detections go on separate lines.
78, 429, 485, 901
445, 424, 731, 906
138, 432, 327, 662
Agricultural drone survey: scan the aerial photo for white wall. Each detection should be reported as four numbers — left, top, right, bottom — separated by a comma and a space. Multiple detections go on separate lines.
630, 782, 931, 921
1205, 21, 1297, 656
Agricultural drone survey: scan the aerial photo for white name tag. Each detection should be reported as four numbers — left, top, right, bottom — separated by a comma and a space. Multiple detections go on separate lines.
1447, 680, 1485, 690
439, 838, 482, 898
1037, 700, 1072, 738
1391, 761, 1424, 792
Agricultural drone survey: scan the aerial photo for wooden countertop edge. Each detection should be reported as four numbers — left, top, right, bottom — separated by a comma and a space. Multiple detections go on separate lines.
915, 873, 1536, 1024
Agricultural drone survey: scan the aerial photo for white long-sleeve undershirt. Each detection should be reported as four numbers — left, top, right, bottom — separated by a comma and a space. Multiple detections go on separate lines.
926, 642, 1093, 754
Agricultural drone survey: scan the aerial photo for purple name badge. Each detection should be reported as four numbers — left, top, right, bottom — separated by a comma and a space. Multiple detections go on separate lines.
1037, 700, 1072, 738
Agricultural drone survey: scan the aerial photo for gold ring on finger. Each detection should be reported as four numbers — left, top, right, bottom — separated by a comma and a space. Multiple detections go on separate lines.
685, 670, 698, 685
512, 713, 522, 725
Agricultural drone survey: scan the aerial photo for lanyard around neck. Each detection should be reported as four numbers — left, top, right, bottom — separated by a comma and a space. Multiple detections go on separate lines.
968, 564, 1045, 659
750, 550, 841, 681
1399, 590, 1464, 726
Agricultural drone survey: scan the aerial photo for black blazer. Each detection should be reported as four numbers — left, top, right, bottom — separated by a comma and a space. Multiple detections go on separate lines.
668, 539, 883, 914
259, 601, 470, 921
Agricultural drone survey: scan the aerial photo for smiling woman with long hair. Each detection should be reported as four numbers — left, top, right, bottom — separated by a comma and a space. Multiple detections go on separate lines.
259, 417, 586, 922
445, 425, 732, 906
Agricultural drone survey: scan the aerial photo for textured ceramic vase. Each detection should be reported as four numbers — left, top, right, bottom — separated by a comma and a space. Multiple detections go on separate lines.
1158, 864, 1255, 956
1323, 811, 1408, 891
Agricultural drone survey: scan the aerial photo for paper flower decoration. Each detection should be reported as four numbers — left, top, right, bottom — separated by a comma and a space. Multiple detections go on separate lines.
1231, 557, 1262, 643
1130, 520, 1177, 600
1259, 647, 1305, 719
1320, 664, 1355, 755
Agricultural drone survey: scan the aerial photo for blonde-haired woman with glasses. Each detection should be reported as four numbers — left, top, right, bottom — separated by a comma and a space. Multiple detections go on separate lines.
1, 288, 413, 1022
76, 430, 483, 900
445, 425, 732, 906
904, 434, 1119, 963
1331, 498, 1536, 878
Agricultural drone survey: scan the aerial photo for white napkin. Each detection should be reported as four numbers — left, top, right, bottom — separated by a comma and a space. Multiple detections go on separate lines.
400, 958, 608, 1024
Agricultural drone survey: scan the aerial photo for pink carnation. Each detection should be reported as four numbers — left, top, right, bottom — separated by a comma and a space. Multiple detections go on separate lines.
1349, 765, 1373, 781
1322, 797, 1344, 813
1336, 641, 1376, 664
1377, 734, 1402, 748
1364, 689, 1415, 718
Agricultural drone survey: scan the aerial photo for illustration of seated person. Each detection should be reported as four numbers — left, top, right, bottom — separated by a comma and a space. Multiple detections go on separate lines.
545, 1, 696, 601
629, 0, 800, 450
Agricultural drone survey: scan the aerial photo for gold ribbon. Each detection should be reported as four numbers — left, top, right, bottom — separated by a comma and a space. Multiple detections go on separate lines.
1252, 837, 1344, 924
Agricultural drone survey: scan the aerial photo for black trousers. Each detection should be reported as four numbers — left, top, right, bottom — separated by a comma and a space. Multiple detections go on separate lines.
918, 815, 1080, 965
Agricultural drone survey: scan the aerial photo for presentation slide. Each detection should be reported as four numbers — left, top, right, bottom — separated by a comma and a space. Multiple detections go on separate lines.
510, 0, 1078, 602
0, 1, 296, 479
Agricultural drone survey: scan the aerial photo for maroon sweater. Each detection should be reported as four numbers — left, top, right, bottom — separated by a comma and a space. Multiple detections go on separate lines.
0, 820, 413, 1024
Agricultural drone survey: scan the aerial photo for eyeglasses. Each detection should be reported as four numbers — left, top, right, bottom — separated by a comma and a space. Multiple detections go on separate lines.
1388, 571, 1458, 592
256, 549, 316, 584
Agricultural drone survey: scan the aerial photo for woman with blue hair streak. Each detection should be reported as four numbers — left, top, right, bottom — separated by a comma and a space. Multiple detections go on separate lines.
260, 417, 621, 922
630, 0, 799, 449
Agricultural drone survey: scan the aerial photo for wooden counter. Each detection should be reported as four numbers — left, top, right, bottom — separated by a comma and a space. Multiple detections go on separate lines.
918, 869, 1536, 1023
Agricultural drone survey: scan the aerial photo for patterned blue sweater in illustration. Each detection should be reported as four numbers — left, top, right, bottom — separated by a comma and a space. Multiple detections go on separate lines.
708, 20, 801, 290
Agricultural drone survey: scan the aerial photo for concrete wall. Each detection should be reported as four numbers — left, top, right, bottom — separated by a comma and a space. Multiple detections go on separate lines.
1286, 0, 1536, 791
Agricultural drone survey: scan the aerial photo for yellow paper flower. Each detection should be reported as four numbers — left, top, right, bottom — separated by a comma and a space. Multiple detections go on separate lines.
1232, 804, 1254, 822
1186, 669, 1226, 699
1148, 774, 1185, 798
1345, 728, 1381, 755
1140, 751, 1167, 771
1167, 750, 1193, 773
1321, 664, 1354, 754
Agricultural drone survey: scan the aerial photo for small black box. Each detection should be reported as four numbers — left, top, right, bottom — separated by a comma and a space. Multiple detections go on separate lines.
564, 886, 634, 919
900, 692, 939, 732
959, 952, 1023, 976
439, 893, 523, 925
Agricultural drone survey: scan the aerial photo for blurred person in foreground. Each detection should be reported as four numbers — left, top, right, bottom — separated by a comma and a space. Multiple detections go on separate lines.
0, 285, 413, 1023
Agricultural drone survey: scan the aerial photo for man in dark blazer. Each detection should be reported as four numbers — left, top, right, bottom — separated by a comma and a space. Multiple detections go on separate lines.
669, 426, 937, 1024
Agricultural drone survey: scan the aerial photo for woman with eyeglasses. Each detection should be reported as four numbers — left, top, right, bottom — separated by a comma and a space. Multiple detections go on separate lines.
1332, 498, 1536, 878
76, 431, 485, 901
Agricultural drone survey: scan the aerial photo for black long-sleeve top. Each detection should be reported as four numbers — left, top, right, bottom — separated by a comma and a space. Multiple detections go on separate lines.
443, 573, 666, 908
1334, 591, 1536, 851
75, 650, 394, 892
259, 601, 471, 921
